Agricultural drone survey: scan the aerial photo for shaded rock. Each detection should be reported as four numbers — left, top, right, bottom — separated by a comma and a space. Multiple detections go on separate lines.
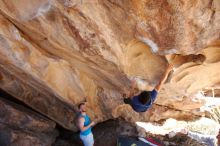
0, 124, 56, 146
0, 97, 55, 133
53, 119, 138, 146
0, 96, 58, 146
53, 119, 207, 146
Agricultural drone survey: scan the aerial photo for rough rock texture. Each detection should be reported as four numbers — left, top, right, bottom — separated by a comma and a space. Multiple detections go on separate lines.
0, 96, 58, 146
53, 119, 206, 146
0, 62, 78, 130
145, 132, 206, 146
53, 119, 138, 146
0, 0, 220, 131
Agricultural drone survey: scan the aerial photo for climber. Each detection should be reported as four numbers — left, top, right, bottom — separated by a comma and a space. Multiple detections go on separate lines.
77, 102, 95, 146
123, 64, 173, 112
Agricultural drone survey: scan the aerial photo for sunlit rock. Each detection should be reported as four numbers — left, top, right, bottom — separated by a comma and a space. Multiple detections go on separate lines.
0, 0, 219, 132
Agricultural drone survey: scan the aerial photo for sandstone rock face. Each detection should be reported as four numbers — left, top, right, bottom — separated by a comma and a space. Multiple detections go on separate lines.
0, 96, 58, 146
0, 0, 219, 131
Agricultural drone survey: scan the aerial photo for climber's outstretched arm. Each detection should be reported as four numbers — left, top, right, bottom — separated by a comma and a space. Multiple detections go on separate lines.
155, 64, 173, 92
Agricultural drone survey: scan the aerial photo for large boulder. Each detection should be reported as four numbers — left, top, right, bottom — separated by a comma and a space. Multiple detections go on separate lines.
0, 96, 58, 146
0, 0, 219, 130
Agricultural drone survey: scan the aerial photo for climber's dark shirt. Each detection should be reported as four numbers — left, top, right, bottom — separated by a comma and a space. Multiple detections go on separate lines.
131, 89, 157, 112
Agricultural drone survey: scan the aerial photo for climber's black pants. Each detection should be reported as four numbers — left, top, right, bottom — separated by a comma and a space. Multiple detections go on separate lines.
123, 98, 132, 105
